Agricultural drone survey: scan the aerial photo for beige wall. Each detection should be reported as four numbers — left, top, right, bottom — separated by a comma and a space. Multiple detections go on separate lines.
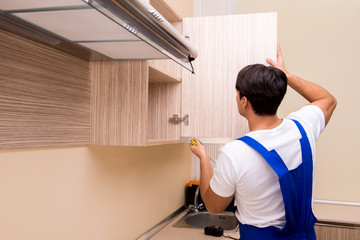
0, 145, 191, 239
237, 0, 360, 222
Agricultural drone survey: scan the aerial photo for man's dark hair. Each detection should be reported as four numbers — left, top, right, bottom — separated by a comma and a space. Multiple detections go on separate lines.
235, 64, 287, 115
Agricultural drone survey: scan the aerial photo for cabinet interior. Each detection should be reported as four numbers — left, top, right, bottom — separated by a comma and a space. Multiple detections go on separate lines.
147, 63, 182, 145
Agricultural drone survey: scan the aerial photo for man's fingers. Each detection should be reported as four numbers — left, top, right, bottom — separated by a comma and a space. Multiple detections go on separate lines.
266, 58, 276, 66
191, 137, 201, 146
276, 43, 285, 64
277, 42, 281, 54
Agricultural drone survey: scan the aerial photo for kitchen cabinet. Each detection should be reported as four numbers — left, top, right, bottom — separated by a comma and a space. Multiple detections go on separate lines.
89, 0, 186, 146
90, 59, 182, 146
91, 12, 278, 146
0, 2, 277, 148
0, 0, 187, 149
90, 3, 186, 146
181, 13, 277, 139
0, 28, 90, 150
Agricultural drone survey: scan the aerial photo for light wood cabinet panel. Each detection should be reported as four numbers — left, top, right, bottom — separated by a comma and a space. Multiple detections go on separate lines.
181, 13, 277, 138
90, 60, 148, 146
91, 60, 181, 146
150, 0, 183, 22
315, 224, 360, 239
148, 64, 181, 83
148, 82, 181, 143
0, 29, 90, 149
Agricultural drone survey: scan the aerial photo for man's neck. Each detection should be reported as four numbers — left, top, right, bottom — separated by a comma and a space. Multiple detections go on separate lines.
247, 114, 283, 132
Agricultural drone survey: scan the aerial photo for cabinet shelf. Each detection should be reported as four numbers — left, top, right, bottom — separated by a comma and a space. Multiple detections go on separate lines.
149, 64, 181, 83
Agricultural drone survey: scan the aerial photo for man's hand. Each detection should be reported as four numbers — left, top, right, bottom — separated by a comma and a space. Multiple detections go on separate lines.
266, 42, 289, 76
190, 137, 208, 160
266, 43, 337, 126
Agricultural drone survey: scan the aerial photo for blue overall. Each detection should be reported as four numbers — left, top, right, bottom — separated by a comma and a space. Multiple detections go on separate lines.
236, 119, 317, 240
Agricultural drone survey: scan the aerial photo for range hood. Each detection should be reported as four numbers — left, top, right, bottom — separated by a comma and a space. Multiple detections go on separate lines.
0, 0, 198, 73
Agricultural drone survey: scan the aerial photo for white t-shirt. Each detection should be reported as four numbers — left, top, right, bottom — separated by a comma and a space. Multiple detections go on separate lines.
210, 105, 325, 228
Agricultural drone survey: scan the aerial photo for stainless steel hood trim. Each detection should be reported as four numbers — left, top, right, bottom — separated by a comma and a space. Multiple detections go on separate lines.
85, 0, 197, 73
1, 0, 198, 72
1, 9, 169, 61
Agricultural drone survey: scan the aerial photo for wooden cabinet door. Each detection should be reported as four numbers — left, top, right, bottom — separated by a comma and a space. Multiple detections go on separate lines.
90, 60, 148, 146
181, 13, 277, 139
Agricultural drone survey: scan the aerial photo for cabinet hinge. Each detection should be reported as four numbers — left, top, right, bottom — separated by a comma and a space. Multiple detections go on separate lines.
169, 114, 189, 125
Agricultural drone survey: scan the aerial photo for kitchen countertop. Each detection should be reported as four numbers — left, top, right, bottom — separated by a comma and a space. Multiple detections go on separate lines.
150, 210, 240, 240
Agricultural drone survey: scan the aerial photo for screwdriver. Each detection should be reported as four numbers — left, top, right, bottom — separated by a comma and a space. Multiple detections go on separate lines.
190, 139, 216, 164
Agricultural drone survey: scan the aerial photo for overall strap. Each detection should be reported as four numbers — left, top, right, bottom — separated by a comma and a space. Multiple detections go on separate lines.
291, 119, 313, 164
237, 136, 289, 178
237, 120, 317, 239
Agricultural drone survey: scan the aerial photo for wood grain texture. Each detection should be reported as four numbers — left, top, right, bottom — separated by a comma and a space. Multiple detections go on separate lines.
0, 29, 90, 149
181, 13, 277, 138
150, 0, 183, 22
315, 225, 360, 240
148, 59, 182, 81
90, 60, 148, 146
149, 65, 181, 83
147, 82, 181, 142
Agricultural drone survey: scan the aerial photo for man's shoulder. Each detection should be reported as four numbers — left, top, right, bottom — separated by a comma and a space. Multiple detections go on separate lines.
222, 139, 250, 151
220, 138, 262, 160
287, 105, 325, 125
286, 105, 326, 138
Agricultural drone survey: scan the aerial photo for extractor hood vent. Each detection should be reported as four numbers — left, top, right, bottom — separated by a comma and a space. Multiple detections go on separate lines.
0, 0, 198, 73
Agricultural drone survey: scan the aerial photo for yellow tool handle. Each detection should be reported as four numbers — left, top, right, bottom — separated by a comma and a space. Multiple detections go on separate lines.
190, 138, 216, 164
190, 139, 197, 146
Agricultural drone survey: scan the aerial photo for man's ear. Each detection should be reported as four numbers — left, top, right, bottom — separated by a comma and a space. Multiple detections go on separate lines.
242, 96, 248, 107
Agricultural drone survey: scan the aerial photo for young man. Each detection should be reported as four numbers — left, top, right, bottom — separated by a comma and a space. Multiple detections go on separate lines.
190, 44, 337, 239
